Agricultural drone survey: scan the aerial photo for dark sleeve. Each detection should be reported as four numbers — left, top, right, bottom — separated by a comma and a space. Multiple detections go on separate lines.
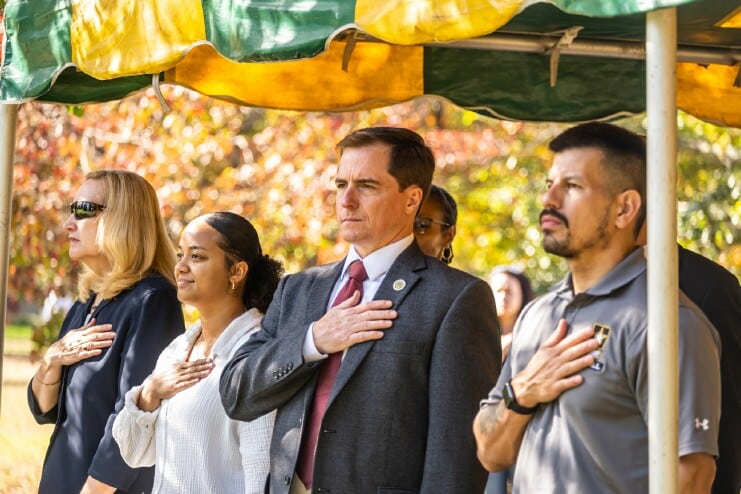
88, 285, 185, 491
26, 305, 81, 424
421, 278, 502, 493
27, 379, 58, 423
220, 274, 318, 421
678, 248, 741, 359
687, 268, 741, 377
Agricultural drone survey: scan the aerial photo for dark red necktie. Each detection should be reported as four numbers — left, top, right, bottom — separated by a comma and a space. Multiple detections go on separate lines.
296, 260, 368, 488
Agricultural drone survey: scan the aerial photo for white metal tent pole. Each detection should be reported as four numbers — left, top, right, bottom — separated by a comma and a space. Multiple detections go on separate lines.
646, 8, 679, 494
0, 103, 19, 413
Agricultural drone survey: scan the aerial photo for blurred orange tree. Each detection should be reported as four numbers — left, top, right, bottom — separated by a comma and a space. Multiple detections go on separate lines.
9, 88, 740, 319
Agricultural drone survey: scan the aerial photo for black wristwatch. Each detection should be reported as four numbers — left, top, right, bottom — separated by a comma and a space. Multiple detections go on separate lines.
502, 380, 539, 415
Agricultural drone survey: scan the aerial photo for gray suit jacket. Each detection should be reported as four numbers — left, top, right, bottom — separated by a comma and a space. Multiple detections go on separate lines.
220, 243, 501, 494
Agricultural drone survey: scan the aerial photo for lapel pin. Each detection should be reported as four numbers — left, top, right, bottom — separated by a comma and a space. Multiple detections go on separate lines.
392, 279, 406, 291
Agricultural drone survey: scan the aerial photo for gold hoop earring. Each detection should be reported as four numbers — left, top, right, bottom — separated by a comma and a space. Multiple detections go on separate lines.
230, 281, 236, 291
441, 246, 454, 264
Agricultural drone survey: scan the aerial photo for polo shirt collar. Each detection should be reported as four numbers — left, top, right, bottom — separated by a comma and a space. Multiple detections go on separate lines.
555, 247, 647, 300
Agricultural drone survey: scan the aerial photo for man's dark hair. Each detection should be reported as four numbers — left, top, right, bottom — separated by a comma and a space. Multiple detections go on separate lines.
549, 122, 646, 236
337, 127, 435, 201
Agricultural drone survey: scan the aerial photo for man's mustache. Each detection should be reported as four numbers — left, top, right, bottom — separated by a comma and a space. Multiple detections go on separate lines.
540, 208, 569, 227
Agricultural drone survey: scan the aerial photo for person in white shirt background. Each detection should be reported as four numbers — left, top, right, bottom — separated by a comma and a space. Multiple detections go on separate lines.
113, 212, 283, 493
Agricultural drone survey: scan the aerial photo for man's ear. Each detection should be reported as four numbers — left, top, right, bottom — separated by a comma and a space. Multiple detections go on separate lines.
405, 186, 423, 215
615, 189, 642, 231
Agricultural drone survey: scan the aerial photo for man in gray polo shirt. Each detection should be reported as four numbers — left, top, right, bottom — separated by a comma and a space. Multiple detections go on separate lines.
474, 122, 721, 493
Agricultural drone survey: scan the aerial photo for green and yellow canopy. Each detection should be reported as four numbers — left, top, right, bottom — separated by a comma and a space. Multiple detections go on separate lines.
1, 0, 739, 125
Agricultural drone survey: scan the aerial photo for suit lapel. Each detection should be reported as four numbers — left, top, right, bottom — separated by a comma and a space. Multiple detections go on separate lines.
307, 260, 344, 324
329, 244, 427, 404
299, 261, 344, 413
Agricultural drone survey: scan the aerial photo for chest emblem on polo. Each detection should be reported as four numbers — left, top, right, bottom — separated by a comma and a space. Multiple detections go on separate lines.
589, 323, 611, 372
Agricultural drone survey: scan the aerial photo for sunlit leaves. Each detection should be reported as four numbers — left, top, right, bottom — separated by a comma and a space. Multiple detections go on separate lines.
9, 91, 739, 318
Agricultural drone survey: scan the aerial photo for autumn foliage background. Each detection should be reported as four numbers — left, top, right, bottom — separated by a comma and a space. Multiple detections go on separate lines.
9, 88, 740, 321
0, 85, 739, 492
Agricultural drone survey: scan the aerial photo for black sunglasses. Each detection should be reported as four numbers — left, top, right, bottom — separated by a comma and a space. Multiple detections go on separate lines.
70, 201, 106, 220
414, 215, 451, 235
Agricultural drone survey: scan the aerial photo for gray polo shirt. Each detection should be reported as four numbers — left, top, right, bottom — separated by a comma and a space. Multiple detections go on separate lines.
482, 248, 721, 494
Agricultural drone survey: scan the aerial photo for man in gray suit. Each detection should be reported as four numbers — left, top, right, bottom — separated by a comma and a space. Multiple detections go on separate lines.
220, 127, 501, 494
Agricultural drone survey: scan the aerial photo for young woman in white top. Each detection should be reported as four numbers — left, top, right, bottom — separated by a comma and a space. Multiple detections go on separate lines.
113, 212, 283, 493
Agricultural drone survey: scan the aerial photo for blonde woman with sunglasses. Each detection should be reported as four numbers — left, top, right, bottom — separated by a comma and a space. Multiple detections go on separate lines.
29, 170, 185, 494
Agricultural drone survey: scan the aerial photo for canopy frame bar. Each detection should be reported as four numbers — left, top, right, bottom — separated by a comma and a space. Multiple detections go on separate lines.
427, 32, 740, 66
0, 103, 19, 413
646, 8, 680, 494
343, 31, 741, 67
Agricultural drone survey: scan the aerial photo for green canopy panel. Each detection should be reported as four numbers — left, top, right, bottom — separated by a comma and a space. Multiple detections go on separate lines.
0, 0, 739, 125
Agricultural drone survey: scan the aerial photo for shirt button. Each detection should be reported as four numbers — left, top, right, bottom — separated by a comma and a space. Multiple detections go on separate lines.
283, 475, 290, 485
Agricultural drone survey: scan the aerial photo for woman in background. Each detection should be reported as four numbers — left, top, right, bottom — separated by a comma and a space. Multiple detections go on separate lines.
29, 170, 185, 493
114, 212, 282, 493
488, 266, 534, 361
414, 184, 457, 264
485, 266, 534, 494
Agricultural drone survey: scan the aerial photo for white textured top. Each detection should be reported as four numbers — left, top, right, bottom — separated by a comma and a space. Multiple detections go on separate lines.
113, 309, 275, 494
